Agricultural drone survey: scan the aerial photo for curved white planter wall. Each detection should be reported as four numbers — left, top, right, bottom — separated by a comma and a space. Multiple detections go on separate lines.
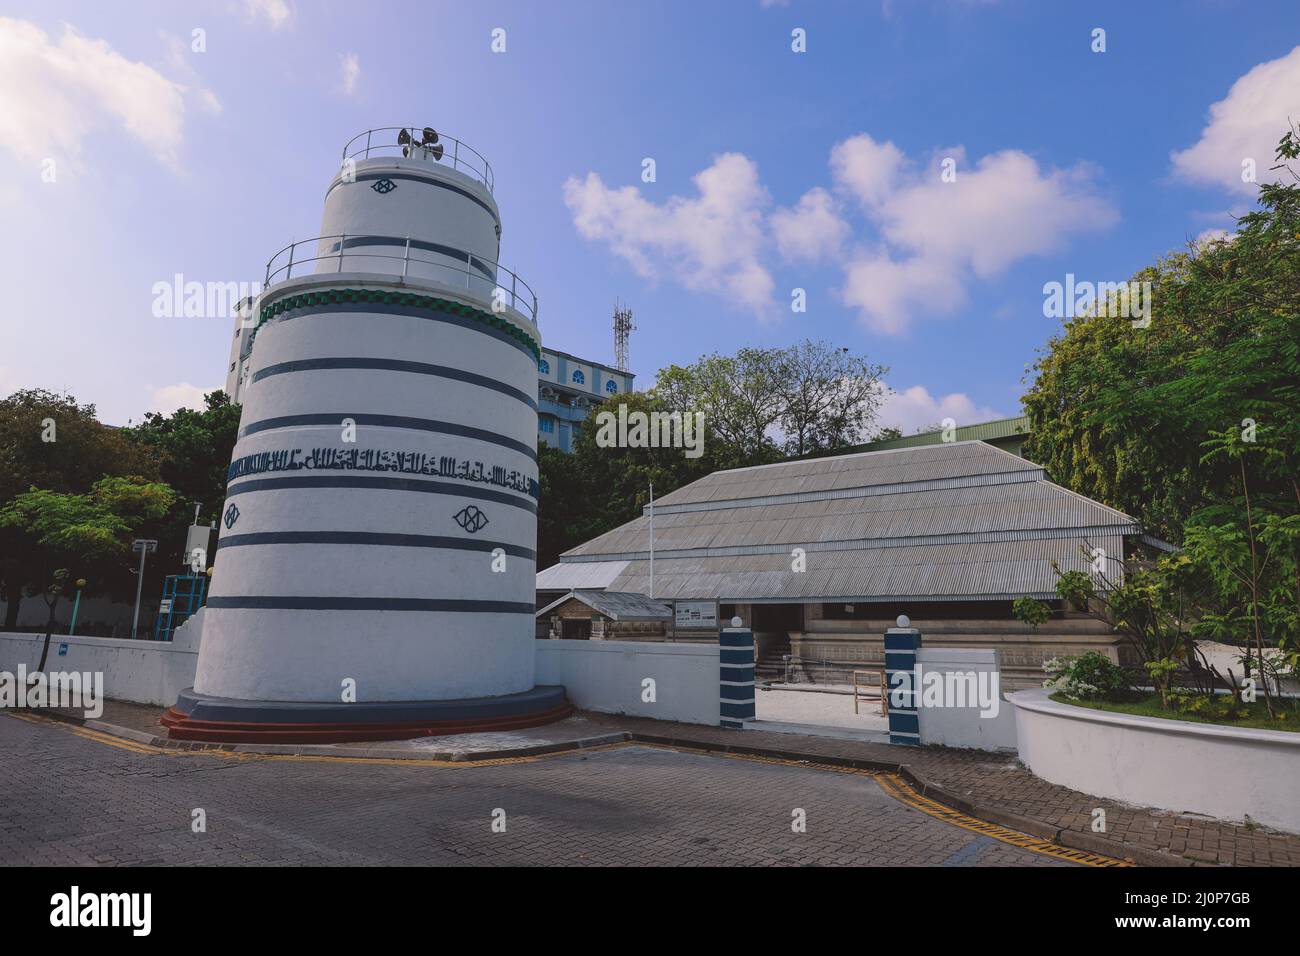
1012, 688, 1300, 834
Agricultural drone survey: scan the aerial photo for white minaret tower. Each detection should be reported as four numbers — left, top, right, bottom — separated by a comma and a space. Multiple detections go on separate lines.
165, 127, 567, 741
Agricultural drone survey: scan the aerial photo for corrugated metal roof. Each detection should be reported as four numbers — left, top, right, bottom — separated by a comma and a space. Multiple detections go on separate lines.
651, 440, 1041, 508
852, 416, 1031, 452
535, 560, 628, 590
565, 476, 1134, 559
544, 440, 1139, 603
536, 590, 671, 621
604, 534, 1124, 602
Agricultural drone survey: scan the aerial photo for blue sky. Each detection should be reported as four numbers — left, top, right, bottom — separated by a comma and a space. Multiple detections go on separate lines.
2, 0, 1297, 429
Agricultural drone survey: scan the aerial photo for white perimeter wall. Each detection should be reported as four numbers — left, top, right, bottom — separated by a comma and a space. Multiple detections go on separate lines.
536, 639, 720, 726
915, 647, 1018, 751
1013, 687, 1300, 833
0, 625, 723, 725
0, 609, 203, 708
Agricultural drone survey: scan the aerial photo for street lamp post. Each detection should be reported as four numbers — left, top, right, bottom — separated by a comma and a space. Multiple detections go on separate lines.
130, 539, 158, 641
67, 578, 87, 636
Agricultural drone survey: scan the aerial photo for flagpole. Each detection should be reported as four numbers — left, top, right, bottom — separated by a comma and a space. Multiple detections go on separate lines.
648, 481, 655, 600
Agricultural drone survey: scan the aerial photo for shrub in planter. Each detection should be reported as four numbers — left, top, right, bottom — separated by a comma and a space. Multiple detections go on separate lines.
1043, 652, 1130, 701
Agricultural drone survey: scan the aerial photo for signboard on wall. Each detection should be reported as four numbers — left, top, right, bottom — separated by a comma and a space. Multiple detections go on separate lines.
674, 600, 718, 630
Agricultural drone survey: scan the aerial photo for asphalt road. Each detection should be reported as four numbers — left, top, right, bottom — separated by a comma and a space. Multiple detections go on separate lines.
0, 712, 1072, 866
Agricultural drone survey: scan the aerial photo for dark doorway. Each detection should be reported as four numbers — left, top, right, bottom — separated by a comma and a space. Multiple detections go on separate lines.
560, 618, 593, 640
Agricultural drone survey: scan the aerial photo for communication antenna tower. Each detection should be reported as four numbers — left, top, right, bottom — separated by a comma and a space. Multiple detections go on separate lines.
613, 299, 635, 372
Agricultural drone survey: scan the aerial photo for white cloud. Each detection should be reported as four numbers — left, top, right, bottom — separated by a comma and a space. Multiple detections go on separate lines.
148, 383, 213, 415
563, 153, 776, 317
878, 384, 1004, 435
876, 150, 1112, 276
340, 52, 360, 95
831, 134, 906, 208
834, 136, 1117, 334
161, 31, 221, 114
245, 0, 293, 30
1194, 227, 1232, 248
0, 18, 188, 169
1171, 45, 1300, 195
564, 133, 1114, 333
842, 254, 967, 335
771, 187, 850, 262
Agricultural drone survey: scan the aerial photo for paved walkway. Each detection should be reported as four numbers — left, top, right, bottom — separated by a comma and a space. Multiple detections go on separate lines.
28, 699, 1300, 866
756, 684, 890, 732
0, 712, 1071, 867
575, 714, 1300, 867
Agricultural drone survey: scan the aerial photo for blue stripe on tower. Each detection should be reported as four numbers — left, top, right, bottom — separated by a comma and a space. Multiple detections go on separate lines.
223, 475, 538, 512
719, 628, 755, 728
239, 413, 537, 461
327, 172, 500, 224
252, 358, 538, 410
217, 531, 535, 559
269, 302, 538, 361
206, 596, 534, 613
885, 628, 921, 745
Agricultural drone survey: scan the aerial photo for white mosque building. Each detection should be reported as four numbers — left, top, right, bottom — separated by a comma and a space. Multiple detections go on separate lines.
165, 126, 571, 741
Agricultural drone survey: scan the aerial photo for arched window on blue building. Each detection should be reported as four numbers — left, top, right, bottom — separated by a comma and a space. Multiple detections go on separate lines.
572, 370, 585, 385
538, 359, 550, 374
605, 380, 618, 394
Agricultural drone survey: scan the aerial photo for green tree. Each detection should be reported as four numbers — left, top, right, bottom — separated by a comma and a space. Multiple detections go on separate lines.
123, 389, 240, 523
1182, 427, 1300, 716
1022, 129, 1300, 545
772, 340, 887, 457
655, 340, 888, 460
655, 348, 784, 461
0, 390, 161, 628
1014, 546, 1208, 709
538, 341, 889, 569
536, 389, 779, 569
0, 476, 175, 662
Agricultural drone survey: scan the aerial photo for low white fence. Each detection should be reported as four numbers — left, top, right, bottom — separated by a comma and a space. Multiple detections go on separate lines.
914, 647, 1018, 751
535, 639, 721, 725
0, 610, 203, 708
1013, 687, 1300, 833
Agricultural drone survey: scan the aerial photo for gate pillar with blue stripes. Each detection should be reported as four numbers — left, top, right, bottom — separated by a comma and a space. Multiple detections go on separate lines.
719, 623, 756, 728
885, 617, 921, 746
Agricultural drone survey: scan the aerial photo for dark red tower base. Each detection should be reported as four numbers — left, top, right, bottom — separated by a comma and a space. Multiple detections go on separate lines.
162, 685, 573, 744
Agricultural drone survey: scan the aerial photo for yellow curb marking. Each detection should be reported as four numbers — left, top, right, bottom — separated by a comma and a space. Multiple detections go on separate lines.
3, 711, 623, 767
630, 742, 1132, 867
873, 772, 1133, 867
5, 712, 1132, 866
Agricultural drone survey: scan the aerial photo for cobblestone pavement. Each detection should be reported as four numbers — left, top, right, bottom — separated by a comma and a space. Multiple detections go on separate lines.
34, 700, 1300, 865
577, 715, 1300, 867
0, 713, 1072, 867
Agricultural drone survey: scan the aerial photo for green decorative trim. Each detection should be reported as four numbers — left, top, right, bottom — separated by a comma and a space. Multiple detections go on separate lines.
257, 287, 540, 360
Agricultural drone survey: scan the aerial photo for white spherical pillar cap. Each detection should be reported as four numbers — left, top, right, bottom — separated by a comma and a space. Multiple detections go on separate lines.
730, 616, 743, 628
896, 614, 911, 629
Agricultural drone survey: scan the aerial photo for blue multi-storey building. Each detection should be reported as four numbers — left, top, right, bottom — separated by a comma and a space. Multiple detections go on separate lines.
537, 348, 635, 453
